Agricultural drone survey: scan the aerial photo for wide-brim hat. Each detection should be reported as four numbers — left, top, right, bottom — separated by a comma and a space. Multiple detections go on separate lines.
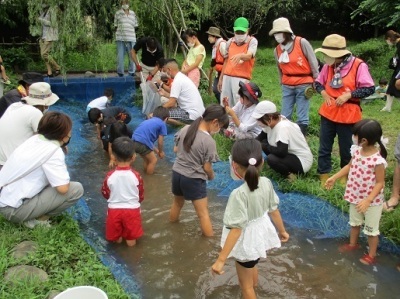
252, 101, 277, 119
22, 82, 59, 106
233, 17, 249, 32
269, 17, 293, 36
206, 26, 221, 38
239, 81, 262, 105
315, 34, 351, 58
18, 72, 44, 85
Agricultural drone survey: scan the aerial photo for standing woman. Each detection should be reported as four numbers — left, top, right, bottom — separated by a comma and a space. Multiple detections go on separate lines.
269, 17, 319, 136
169, 104, 228, 237
380, 30, 400, 112
181, 29, 206, 88
314, 34, 375, 184
114, 0, 138, 77
0, 112, 84, 228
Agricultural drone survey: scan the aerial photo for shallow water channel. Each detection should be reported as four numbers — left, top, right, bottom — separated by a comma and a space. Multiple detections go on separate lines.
57, 99, 399, 299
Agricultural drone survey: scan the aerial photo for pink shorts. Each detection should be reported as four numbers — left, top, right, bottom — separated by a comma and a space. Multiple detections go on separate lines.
106, 208, 143, 241
183, 63, 200, 88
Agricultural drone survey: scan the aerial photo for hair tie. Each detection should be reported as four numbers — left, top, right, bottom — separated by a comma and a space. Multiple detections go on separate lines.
248, 158, 257, 166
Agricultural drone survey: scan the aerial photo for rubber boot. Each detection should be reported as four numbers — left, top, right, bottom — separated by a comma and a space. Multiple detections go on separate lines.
298, 124, 308, 136
319, 173, 330, 188
381, 95, 393, 112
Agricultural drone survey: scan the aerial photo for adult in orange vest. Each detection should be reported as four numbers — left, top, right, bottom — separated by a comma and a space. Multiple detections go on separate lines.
314, 34, 375, 184
206, 27, 226, 102
270, 17, 319, 136
218, 17, 258, 107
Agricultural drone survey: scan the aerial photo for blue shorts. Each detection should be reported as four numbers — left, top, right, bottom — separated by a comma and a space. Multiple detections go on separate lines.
172, 170, 207, 200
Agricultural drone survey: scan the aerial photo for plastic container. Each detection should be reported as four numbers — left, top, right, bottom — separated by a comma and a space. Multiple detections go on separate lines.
53, 286, 108, 299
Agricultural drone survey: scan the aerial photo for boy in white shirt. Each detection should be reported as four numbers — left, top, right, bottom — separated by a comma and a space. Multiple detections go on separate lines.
86, 88, 114, 113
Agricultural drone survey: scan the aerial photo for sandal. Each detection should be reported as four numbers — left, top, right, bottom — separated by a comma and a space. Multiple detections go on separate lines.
338, 243, 360, 253
54, 70, 61, 77
360, 254, 376, 265
383, 198, 399, 212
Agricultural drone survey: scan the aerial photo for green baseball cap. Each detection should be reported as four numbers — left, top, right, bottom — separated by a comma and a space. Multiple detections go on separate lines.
233, 17, 249, 32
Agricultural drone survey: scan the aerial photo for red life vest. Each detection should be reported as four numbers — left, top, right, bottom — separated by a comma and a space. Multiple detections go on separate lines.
224, 37, 255, 80
276, 37, 313, 86
319, 58, 363, 124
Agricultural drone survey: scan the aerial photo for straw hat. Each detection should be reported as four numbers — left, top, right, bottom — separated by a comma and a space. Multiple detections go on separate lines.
315, 34, 351, 58
269, 17, 293, 36
23, 82, 59, 106
206, 27, 221, 38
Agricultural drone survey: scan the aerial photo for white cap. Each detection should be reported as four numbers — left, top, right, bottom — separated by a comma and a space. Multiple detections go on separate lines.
251, 101, 277, 119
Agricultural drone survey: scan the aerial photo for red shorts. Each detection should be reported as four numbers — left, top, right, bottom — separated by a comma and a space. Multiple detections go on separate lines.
106, 208, 143, 241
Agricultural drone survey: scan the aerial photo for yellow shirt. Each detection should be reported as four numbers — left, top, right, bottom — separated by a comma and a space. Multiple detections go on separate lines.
186, 44, 206, 68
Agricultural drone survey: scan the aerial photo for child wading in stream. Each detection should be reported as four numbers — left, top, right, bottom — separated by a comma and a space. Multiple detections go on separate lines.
325, 119, 387, 265
211, 139, 289, 298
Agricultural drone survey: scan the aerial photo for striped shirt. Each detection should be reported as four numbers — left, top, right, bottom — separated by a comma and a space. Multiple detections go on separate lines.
114, 9, 138, 42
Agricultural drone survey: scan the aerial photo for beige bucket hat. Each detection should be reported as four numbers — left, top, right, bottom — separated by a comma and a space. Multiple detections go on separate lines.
206, 27, 221, 38
23, 82, 59, 106
269, 17, 293, 36
315, 34, 351, 58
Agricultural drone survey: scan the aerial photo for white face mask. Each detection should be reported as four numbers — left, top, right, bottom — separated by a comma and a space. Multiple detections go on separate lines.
229, 156, 242, 180
386, 40, 394, 46
208, 36, 216, 44
187, 42, 195, 48
234, 34, 247, 43
324, 55, 336, 66
274, 33, 285, 44
352, 135, 358, 145
122, 4, 129, 10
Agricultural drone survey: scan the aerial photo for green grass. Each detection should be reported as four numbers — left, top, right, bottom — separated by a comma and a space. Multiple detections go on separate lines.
0, 216, 131, 298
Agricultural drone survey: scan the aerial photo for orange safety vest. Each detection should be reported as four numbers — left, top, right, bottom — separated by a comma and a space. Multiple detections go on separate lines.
214, 38, 225, 73
276, 37, 313, 86
319, 58, 363, 124
224, 37, 255, 80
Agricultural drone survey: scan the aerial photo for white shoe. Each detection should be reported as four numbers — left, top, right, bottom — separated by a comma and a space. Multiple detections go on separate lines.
23, 219, 51, 229
380, 107, 391, 112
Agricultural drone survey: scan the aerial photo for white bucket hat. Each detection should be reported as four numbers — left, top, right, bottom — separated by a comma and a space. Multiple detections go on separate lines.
23, 82, 59, 106
315, 34, 351, 58
269, 17, 293, 36
251, 101, 277, 119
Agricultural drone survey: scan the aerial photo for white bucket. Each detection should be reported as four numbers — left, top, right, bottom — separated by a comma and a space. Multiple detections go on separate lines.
53, 286, 108, 299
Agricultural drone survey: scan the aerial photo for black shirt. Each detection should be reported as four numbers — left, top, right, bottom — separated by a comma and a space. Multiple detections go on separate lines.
133, 37, 164, 67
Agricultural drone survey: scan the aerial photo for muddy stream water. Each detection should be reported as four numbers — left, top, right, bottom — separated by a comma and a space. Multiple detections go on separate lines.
57, 99, 399, 299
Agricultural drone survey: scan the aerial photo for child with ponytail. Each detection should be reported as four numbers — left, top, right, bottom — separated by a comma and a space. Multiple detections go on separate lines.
211, 139, 289, 298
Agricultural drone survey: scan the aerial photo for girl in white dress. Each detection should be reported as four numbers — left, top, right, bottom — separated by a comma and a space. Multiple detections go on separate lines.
211, 139, 289, 299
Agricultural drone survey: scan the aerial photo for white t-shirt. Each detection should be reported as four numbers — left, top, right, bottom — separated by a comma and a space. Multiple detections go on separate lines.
170, 72, 205, 120
263, 117, 313, 172
0, 102, 42, 165
87, 96, 109, 111
0, 135, 70, 208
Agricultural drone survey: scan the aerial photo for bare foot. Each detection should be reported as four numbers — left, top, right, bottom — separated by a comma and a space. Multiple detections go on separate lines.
126, 239, 136, 247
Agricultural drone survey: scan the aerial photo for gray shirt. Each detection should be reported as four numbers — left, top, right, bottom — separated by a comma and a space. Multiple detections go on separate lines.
172, 125, 218, 180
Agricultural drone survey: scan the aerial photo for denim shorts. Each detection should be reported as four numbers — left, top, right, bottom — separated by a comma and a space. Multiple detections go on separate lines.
172, 170, 207, 200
